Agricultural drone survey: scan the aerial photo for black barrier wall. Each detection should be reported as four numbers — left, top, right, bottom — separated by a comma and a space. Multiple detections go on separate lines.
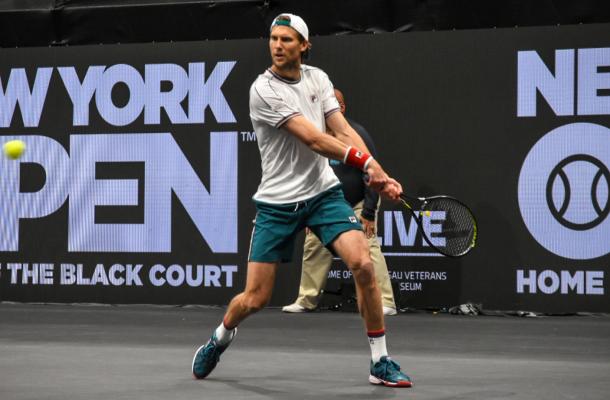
2, 0, 609, 48
1, 23, 609, 312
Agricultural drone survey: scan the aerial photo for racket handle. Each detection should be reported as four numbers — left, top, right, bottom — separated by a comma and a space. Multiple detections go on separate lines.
363, 174, 410, 201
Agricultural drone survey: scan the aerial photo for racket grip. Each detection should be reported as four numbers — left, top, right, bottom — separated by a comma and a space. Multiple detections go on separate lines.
363, 173, 404, 197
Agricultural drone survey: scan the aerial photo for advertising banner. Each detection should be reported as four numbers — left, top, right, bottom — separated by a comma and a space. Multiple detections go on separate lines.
1, 23, 609, 312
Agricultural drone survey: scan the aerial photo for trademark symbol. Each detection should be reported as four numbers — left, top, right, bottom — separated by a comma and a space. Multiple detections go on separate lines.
240, 131, 257, 142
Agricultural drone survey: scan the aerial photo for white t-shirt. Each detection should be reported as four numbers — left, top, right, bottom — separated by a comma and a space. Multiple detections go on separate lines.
249, 65, 341, 204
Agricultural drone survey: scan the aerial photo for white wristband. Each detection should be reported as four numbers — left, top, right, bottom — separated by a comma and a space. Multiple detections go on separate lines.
342, 146, 352, 164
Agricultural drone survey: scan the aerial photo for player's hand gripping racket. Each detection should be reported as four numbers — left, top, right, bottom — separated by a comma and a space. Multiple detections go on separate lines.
399, 194, 477, 257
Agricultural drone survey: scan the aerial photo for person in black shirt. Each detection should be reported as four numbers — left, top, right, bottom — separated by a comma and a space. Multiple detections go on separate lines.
282, 88, 397, 315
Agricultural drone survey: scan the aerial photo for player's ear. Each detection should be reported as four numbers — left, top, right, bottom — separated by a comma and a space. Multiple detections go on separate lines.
301, 40, 312, 61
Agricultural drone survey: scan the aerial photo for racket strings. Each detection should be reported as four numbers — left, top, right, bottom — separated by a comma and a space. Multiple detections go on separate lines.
424, 198, 476, 256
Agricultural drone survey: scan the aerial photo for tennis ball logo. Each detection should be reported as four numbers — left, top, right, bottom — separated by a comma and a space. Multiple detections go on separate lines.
3, 140, 26, 160
547, 154, 610, 230
518, 123, 610, 260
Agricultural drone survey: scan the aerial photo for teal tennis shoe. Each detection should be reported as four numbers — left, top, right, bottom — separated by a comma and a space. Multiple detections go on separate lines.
192, 329, 236, 379
369, 356, 412, 387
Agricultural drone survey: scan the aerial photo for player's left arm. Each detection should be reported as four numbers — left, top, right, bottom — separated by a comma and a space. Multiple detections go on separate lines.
325, 111, 372, 155
325, 111, 402, 199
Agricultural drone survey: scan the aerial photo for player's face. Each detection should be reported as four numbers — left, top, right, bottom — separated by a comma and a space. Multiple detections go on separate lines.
269, 26, 308, 71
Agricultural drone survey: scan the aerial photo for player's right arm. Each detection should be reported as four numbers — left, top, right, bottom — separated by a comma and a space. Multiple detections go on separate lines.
249, 77, 401, 199
283, 116, 402, 200
283, 115, 349, 160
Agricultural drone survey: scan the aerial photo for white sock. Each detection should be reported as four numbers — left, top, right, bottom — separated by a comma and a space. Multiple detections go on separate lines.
214, 322, 235, 345
368, 331, 388, 363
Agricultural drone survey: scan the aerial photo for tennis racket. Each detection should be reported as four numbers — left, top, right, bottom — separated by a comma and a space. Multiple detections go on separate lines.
399, 194, 477, 257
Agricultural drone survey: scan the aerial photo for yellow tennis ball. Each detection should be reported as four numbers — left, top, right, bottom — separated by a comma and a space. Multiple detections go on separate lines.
425, 210, 431, 217
3, 140, 26, 160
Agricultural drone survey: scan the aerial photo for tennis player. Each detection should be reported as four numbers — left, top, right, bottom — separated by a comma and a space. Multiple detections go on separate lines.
283, 88, 397, 316
192, 13, 412, 388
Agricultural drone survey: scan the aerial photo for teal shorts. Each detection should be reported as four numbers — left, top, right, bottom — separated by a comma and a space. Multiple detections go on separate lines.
249, 185, 362, 263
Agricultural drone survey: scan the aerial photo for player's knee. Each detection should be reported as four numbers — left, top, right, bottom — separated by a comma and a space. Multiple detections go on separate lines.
350, 259, 376, 286
349, 255, 372, 273
242, 292, 270, 313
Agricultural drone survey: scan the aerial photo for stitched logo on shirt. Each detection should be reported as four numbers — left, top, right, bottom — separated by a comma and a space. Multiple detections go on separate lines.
349, 216, 358, 223
310, 94, 318, 103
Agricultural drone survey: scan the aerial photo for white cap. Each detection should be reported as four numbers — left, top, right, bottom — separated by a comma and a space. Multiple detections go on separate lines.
270, 13, 309, 41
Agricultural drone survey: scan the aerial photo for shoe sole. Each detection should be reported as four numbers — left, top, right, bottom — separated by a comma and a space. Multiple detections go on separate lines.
369, 374, 412, 387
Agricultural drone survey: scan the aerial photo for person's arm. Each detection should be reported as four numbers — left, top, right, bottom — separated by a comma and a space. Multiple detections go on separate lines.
324, 111, 385, 188
361, 174, 379, 237
349, 120, 381, 221
283, 115, 349, 160
325, 111, 371, 155
324, 111, 402, 198
282, 115, 402, 200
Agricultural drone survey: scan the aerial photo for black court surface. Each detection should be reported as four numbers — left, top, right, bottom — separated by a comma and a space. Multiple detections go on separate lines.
1, 303, 609, 400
